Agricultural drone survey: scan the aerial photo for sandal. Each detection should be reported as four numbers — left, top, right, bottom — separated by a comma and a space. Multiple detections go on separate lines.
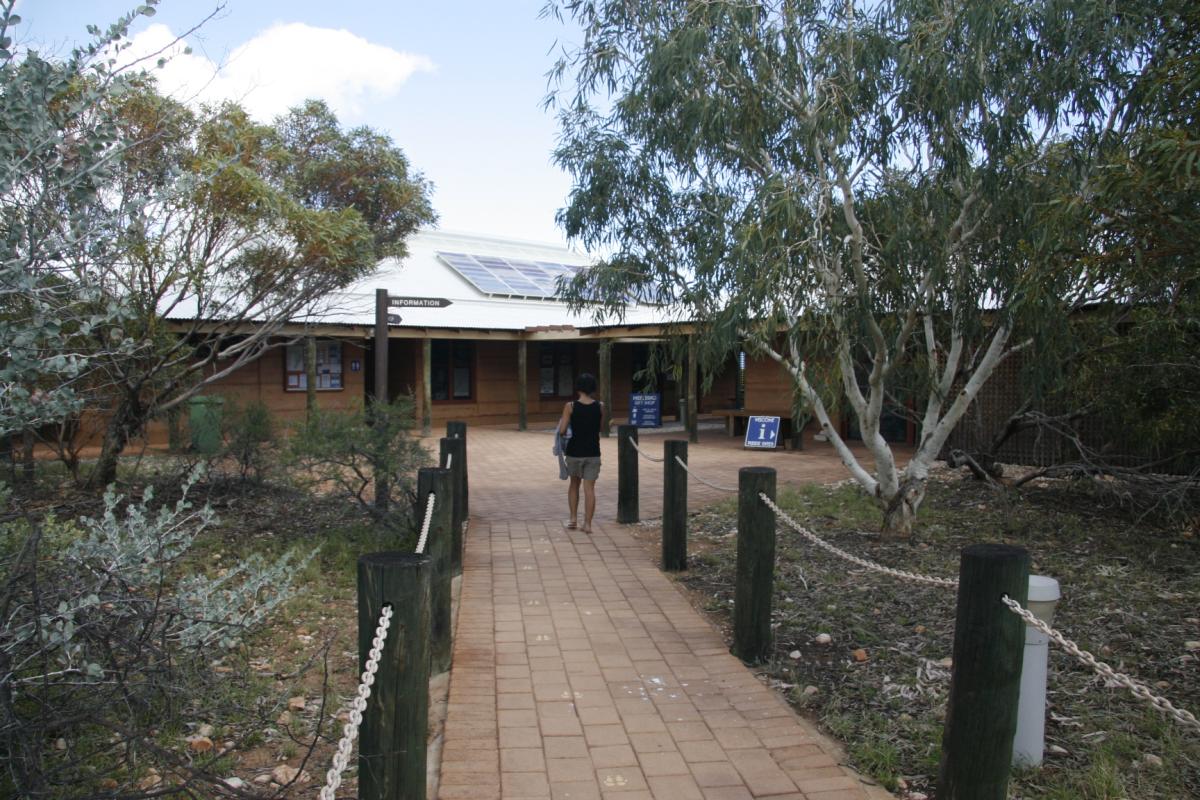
564, 519, 578, 530
581, 523, 592, 534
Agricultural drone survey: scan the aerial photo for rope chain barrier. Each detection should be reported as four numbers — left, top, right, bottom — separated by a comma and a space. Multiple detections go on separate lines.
1001, 595, 1200, 733
414, 493, 436, 555
628, 438, 664, 462
759, 493, 959, 588
674, 455, 738, 493
320, 605, 394, 800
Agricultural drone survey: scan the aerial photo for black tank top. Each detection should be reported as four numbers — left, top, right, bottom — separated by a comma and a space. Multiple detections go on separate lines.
565, 400, 602, 458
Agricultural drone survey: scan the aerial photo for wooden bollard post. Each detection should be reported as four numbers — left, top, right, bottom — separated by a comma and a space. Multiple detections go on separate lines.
937, 544, 1030, 800
417, 467, 454, 675
617, 424, 639, 524
732, 467, 775, 663
357, 551, 431, 800
440, 437, 466, 576
662, 439, 688, 571
446, 421, 468, 519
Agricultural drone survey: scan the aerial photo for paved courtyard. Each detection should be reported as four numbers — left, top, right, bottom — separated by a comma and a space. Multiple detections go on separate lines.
435, 425, 897, 800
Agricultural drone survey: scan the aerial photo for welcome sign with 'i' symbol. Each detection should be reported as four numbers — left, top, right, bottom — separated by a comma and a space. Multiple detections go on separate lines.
743, 416, 781, 449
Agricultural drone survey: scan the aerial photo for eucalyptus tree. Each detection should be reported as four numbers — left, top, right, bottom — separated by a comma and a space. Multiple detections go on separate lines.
0, 1, 165, 437
80, 92, 434, 487
546, 0, 1161, 536
272, 99, 436, 261
1, 7, 321, 797
1051, 4, 1200, 474
945, 4, 1200, 487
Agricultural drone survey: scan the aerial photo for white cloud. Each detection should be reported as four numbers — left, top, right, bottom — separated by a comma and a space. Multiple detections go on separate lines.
116, 22, 433, 120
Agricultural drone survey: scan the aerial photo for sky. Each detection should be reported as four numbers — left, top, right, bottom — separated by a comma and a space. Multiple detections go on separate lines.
14, 1, 584, 246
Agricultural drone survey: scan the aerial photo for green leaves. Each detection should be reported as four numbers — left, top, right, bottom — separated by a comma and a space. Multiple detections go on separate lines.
1, 7, 434, 479
269, 99, 436, 260
547, 0, 1200, 527
549, 0, 1186, 352
0, 31, 143, 435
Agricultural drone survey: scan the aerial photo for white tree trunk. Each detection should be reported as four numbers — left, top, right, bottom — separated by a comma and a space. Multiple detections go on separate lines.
758, 316, 1017, 539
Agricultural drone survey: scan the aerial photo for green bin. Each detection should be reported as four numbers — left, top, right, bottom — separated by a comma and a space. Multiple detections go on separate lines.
188, 396, 225, 454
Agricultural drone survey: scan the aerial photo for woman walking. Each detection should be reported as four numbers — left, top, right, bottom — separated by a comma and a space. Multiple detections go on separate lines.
557, 373, 603, 533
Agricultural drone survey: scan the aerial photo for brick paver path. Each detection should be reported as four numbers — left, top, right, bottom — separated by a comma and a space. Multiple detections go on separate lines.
437, 427, 896, 800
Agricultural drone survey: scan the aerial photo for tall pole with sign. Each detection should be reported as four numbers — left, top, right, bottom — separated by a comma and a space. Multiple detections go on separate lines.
382, 295, 452, 438
374, 288, 390, 511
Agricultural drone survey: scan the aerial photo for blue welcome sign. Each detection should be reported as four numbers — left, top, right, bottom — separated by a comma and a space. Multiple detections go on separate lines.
628, 393, 662, 427
744, 415, 781, 449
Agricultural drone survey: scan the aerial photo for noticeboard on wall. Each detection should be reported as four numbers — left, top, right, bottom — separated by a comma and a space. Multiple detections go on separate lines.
744, 415, 781, 449
629, 393, 662, 428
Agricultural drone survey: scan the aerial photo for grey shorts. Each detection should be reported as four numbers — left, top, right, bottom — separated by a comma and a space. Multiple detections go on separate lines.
564, 456, 602, 481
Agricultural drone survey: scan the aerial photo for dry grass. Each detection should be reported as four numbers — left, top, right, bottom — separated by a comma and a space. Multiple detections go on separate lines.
632, 466, 1200, 799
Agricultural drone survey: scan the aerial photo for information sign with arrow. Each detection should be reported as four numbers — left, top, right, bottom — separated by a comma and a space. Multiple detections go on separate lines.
388, 296, 453, 308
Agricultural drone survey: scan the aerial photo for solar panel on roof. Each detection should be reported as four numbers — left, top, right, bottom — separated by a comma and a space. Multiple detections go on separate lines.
436, 251, 593, 300
481, 264, 545, 295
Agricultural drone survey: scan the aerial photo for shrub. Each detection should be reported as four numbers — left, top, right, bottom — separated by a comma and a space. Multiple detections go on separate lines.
0, 467, 313, 796
220, 399, 276, 483
287, 396, 431, 532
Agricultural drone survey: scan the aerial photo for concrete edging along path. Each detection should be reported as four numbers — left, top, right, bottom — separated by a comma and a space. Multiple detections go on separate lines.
434, 427, 898, 800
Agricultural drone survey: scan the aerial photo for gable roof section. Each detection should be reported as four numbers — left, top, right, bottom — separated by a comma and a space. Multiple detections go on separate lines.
310, 229, 673, 332
159, 229, 679, 336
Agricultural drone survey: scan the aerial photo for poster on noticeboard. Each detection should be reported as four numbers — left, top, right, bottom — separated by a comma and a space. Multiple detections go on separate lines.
628, 393, 661, 428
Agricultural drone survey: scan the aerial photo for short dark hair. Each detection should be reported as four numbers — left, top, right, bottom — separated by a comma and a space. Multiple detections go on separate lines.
575, 373, 597, 395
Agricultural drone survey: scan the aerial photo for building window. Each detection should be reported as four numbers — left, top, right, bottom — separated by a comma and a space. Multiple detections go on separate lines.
539, 343, 575, 397
432, 340, 473, 401
285, 340, 343, 391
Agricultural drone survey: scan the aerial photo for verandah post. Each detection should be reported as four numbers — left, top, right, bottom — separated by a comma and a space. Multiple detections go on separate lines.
517, 341, 528, 431
937, 543, 1030, 800
356, 550, 431, 800
617, 424, 639, 523
687, 334, 698, 443
421, 337, 432, 436
662, 439, 688, 571
732, 466, 775, 663
599, 341, 612, 437
304, 333, 318, 421
418, 466, 454, 675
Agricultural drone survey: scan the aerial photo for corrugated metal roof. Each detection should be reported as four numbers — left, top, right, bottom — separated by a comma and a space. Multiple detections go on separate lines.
164, 229, 674, 331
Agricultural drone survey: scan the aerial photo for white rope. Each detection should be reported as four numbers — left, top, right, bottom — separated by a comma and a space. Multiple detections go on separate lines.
674, 455, 737, 493
320, 605, 394, 800
414, 493, 436, 555
759, 493, 959, 588
1002, 595, 1200, 733
628, 438, 664, 462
